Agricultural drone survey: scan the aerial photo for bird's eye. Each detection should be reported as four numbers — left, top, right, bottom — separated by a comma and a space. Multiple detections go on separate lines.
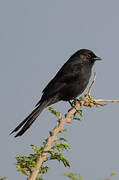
87, 54, 91, 59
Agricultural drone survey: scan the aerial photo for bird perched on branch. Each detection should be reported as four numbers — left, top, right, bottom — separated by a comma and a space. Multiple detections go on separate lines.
11, 49, 102, 137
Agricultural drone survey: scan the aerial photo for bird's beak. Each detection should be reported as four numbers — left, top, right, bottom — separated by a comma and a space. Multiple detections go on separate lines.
94, 56, 102, 61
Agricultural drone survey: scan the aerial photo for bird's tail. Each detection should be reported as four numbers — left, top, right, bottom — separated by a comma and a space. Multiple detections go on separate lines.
10, 100, 48, 137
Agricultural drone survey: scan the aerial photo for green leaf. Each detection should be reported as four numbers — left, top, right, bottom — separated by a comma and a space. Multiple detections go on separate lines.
40, 165, 50, 175
110, 171, 118, 176
51, 143, 70, 152
79, 96, 84, 101
62, 173, 82, 180
31, 144, 43, 154
48, 107, 61, 117
59, 137, 68, 142
49, 151, 70, 168
0, 177, 7, 180
73, 117, 82, 121
61, 157, 70, 168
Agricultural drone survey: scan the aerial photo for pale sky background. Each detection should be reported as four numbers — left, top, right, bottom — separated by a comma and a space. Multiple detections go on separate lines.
0, 1, 119, 180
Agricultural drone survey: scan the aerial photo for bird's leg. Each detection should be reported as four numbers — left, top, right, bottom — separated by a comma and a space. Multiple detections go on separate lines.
69, 99, 82, 118
73, 98, 80, 104
68, 100, 74, 107
68, 99, 80, 114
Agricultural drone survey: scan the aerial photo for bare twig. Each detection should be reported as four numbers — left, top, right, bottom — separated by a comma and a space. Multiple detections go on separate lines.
27, 72, 119, 180
95, 99, 119, 103
87, 72, 96, 96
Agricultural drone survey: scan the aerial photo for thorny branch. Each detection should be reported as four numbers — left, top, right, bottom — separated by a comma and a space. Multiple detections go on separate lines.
28, 72, 119, 180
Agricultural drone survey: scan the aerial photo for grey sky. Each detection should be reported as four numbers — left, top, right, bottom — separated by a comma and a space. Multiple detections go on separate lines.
0, 0, 119, 180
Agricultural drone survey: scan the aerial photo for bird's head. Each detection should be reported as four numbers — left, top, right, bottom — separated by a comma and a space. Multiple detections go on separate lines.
73, 49, 102, 64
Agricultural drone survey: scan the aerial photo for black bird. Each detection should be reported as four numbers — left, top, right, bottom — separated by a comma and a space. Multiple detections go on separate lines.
11, 49, 102, 137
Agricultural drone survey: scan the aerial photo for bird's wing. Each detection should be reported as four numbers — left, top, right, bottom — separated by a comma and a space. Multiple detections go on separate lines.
36, 61, 81, 106
35, 79, 66, 106
43, 62, 81, 95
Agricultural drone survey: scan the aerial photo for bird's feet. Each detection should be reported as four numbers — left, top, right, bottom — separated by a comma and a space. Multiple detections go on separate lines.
68, 99, 80, 109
